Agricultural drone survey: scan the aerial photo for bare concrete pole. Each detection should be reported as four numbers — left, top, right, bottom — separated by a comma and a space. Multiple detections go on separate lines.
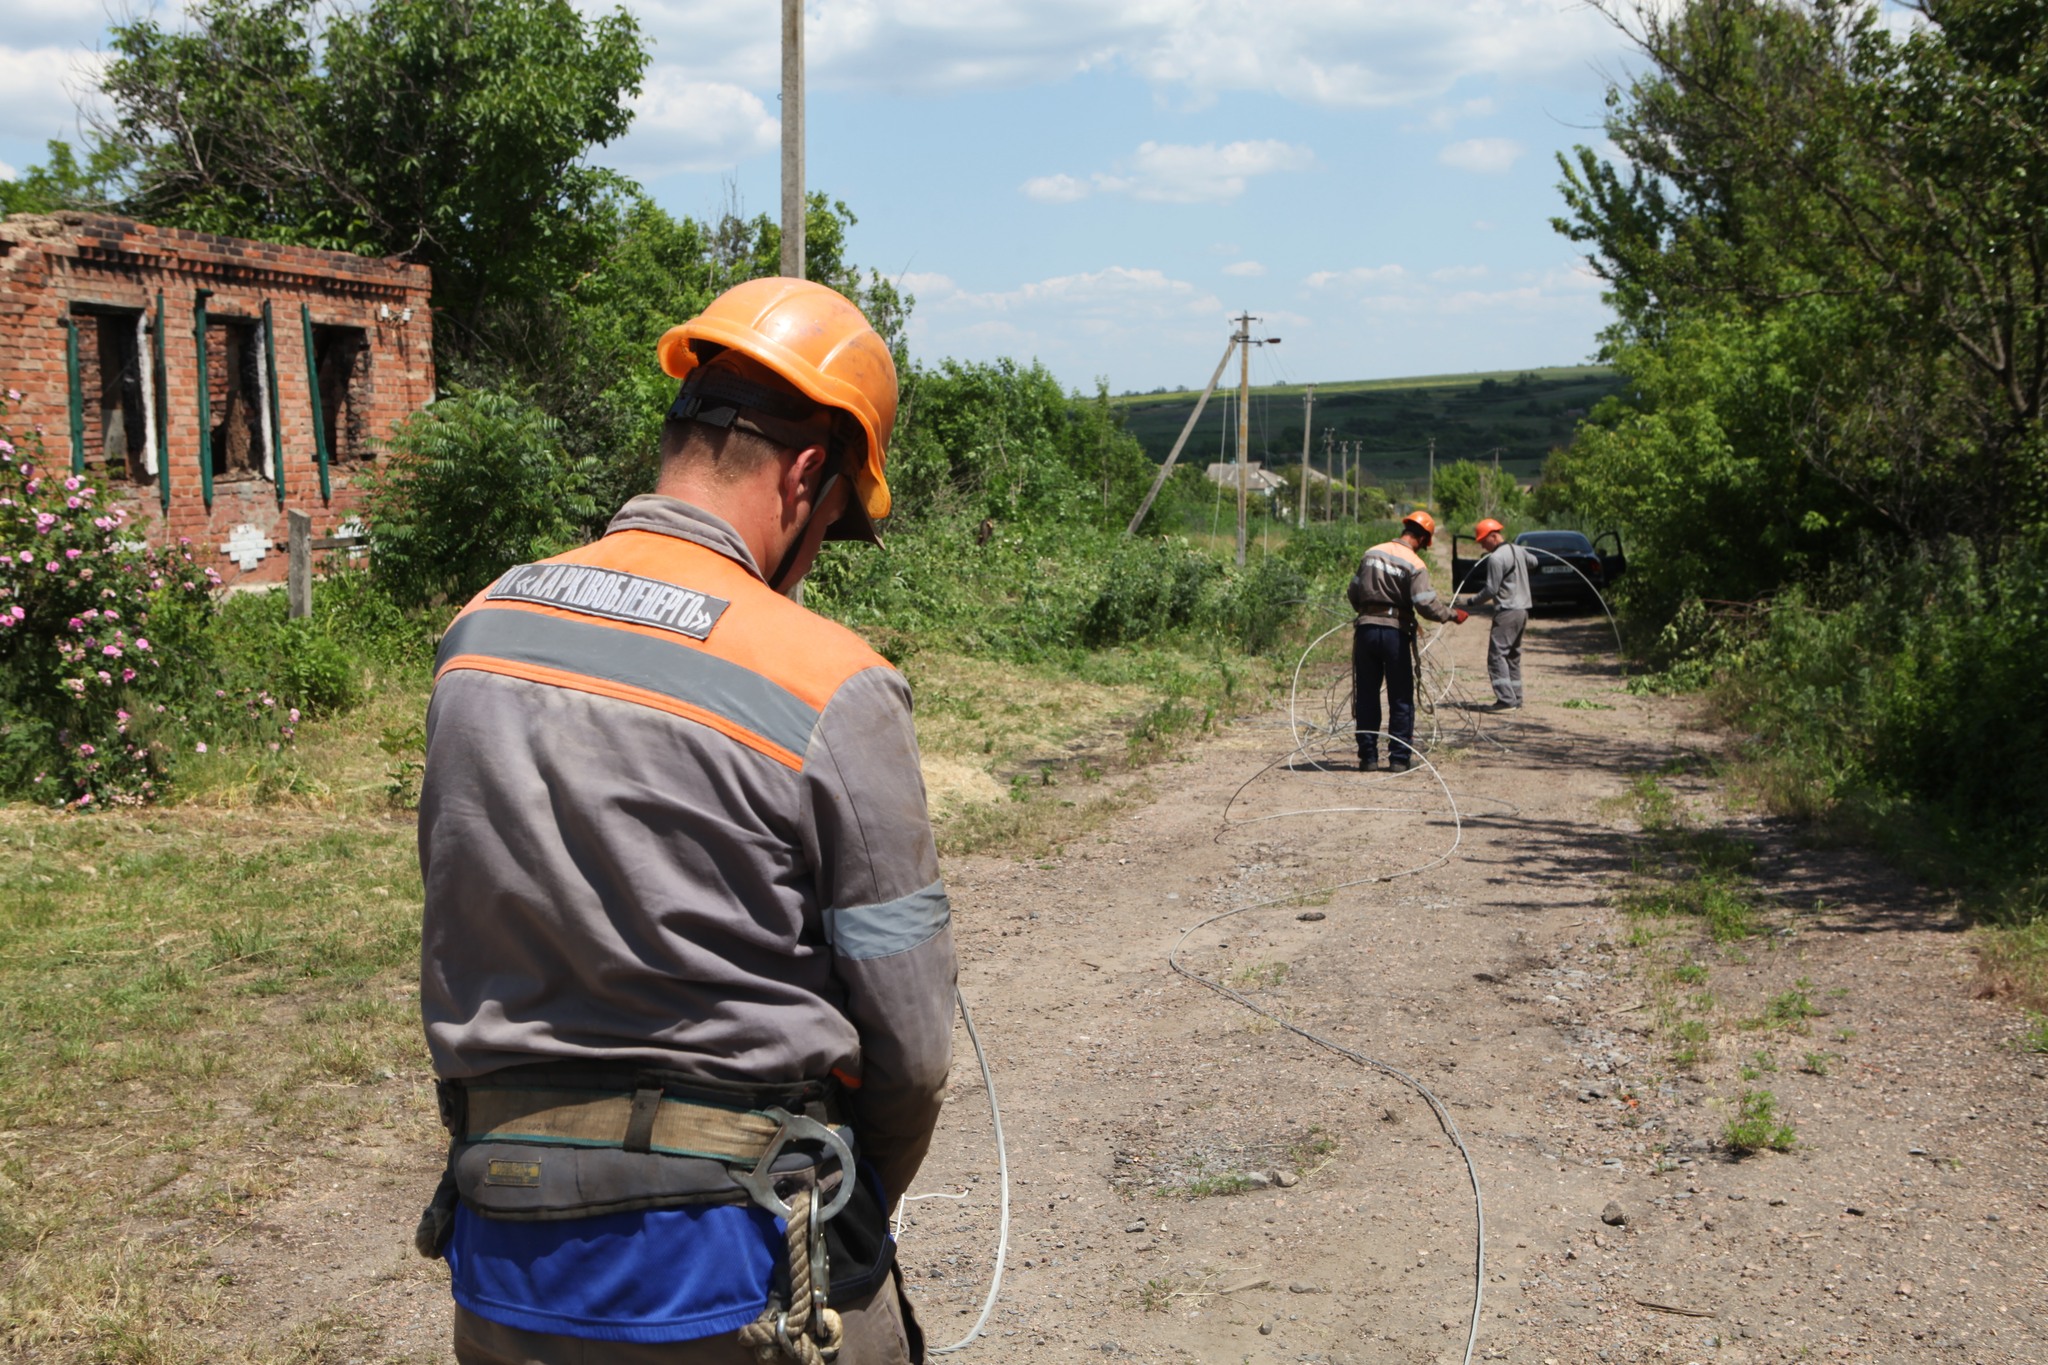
1297, 385, 1314, 529
1322, 429, 1334, 522
1234, 312, 1252, 567
1125, 336, 1239, 536
780, 0, 805, 279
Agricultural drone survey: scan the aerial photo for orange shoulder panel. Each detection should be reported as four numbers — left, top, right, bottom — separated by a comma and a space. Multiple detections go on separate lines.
471, 530, 891, 711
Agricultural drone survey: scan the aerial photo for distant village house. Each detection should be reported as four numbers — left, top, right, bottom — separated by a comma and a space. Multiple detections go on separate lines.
0, 213, 432, 581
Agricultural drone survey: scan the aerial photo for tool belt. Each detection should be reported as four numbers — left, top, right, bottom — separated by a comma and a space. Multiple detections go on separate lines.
1353, 605, 1403, 624
415, 1061, 901, 1363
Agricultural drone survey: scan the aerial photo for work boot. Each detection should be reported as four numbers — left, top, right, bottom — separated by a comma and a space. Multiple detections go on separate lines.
1358, 753, 1378, 773
1387, 757, 1411, 774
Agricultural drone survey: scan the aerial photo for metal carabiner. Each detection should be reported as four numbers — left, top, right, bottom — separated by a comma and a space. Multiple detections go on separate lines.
731, 1106, 857, 1225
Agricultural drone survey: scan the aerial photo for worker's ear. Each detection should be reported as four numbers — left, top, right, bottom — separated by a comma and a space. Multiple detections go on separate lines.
778, 443, 833, 521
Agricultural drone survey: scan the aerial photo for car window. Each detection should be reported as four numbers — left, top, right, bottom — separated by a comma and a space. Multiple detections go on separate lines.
1517, 531, 1594, 553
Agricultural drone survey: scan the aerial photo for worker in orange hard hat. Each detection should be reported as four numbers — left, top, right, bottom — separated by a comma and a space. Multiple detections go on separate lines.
417, 278, 950, 1365
1346, 509, 1466, 772
1460, 518, 1537, 709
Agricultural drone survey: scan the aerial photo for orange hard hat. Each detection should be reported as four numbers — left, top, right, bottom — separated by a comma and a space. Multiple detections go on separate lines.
1474, 518, 1505, 541
1403, 509, 1438, 543
658, 277, 898, 531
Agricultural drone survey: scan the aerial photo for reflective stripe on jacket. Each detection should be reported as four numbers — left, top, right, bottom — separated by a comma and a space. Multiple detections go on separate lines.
418, 494, 956, 1199
1347, 538, 1458, 627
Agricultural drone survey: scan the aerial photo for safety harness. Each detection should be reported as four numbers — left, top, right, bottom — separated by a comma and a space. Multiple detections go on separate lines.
417, 1062, 901, 1364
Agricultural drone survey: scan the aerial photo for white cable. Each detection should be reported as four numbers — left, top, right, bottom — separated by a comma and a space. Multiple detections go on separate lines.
1170, 731, 1486, 1365
926, 986, 1010, 1354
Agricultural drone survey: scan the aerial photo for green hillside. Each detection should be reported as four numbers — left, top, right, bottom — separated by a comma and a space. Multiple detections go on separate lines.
1115, 365, 1624, 488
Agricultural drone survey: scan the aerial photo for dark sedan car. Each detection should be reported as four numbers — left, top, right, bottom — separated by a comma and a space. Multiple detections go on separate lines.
1451, 529, 1626, 608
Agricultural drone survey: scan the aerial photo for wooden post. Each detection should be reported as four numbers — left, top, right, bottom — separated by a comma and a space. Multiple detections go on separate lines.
287, 509, 313, 619
780, 0, 805, 279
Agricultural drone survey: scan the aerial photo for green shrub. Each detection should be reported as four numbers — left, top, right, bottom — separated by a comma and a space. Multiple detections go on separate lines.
1723, 1090, 1796, 1155
364, 385, 597, 608
0, 394, 220, 806
1080, 539, 1220, 647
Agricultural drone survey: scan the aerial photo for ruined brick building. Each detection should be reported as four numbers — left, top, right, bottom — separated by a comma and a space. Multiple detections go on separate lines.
0, 213, 433, 581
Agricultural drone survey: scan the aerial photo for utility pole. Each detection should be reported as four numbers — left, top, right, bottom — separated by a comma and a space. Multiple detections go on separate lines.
1321, 429, 1335, 523
1125, 336, 1238, 535
780, 0, 805, 279
1297, 385, 1314, 529
1234, 312, 1252, 567
1427, 435, 1437, 520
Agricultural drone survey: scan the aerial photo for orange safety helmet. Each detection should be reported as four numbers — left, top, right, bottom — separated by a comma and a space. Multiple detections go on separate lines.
657, 277, 898, 537
1402, 509, 1438, 546
1474, 518, 1505, 542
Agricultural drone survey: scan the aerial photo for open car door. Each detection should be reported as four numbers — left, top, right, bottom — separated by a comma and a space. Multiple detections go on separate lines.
1594, 530, 1627, 586
1450, 533, 1485, 596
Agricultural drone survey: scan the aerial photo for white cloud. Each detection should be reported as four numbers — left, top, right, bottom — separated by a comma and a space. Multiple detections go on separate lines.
1438, 137, 1525, 174
904, 263, 1230, 371
614, 70, 779, 175
1306, 265, 1409, 290
1025, 139, 1314, 206
1430, 264, 1489, 283
1222, 260, 1265, 278
0, 160, 15, 181
1021, 173, 1090, 203
631, 1, 1619, 110
0, 45, 107, 149
1402, 97, 1497, 134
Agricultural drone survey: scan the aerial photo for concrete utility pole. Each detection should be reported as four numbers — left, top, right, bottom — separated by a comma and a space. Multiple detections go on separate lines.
1297, 385, 1314, 529
1321, 429, 1335, 523
780, 0, 805, 279
1427, 434, 1437, 520
1234, 312, 1252, 567
1125, 336, 1238, 536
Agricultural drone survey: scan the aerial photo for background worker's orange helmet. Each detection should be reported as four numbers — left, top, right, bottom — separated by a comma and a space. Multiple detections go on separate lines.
1403, 509, 1438, 545
658, 277, 898, 529
1474, 518, 1505, 542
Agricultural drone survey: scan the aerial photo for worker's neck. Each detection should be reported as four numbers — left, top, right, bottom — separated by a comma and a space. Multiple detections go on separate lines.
655, 465, 790, 580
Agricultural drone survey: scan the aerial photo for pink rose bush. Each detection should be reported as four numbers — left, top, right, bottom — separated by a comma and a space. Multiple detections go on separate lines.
0, 393, 221, 806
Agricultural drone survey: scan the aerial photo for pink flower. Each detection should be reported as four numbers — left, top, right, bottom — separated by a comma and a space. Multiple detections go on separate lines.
102, 645, 121, 657
34, 512, 54, 528
63, 476, 79, 492
76, 793, 93, 807
288, 707, 300, 723
16, 551, 29, 563
5, 389, 17, 400
116, 710, 130, 721
195, 742, 208, 753
65, 547, 81, 560
78, 743, 95, 756
134, 637, 149, 651
67, 617, 82, 631
66, 497, 81, 509
44, 561, 58, 573
121, 668, 136, 682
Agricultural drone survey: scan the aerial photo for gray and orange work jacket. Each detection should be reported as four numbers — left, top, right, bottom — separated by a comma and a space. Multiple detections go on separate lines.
1347, 537, 1459, 631
418, 494, 956, 1204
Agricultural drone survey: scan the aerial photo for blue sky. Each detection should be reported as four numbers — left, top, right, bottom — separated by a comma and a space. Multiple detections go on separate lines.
0, 0, 1648, 392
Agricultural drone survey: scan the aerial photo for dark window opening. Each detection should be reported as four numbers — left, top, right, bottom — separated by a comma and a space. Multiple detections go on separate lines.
75, 310, 153, 485
312, 325, 372, 462
208, 319, 269, 482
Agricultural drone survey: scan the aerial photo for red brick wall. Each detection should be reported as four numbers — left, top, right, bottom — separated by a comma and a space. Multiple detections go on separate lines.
0, 213, 433, 584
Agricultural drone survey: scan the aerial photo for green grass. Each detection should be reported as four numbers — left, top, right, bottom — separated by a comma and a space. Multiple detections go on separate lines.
2018, 1012, 2048, 1054
1724, 1090, 1797, 1155
1229, 960, 1291, 990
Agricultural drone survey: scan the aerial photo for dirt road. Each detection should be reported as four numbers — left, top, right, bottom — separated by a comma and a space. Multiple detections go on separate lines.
208, 612, 2047, 1364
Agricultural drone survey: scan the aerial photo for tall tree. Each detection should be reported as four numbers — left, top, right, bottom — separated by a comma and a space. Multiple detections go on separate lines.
1556, 0, 2048, 546
96, 0, 645, 352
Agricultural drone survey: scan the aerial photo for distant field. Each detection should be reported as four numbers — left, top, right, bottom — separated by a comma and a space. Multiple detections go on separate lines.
1115, 364, 1625, 487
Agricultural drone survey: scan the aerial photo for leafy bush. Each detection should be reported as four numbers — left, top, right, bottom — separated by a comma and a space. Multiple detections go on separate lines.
1080, 539, 1221, 647
364, 386, 597, 608
0, 395, 219, 806
1432, 459, 1525, 531
1276, 521, 1398, 581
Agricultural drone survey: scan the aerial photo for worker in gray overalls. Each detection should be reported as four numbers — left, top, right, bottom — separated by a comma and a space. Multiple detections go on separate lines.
1462, 518, 1536, 710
